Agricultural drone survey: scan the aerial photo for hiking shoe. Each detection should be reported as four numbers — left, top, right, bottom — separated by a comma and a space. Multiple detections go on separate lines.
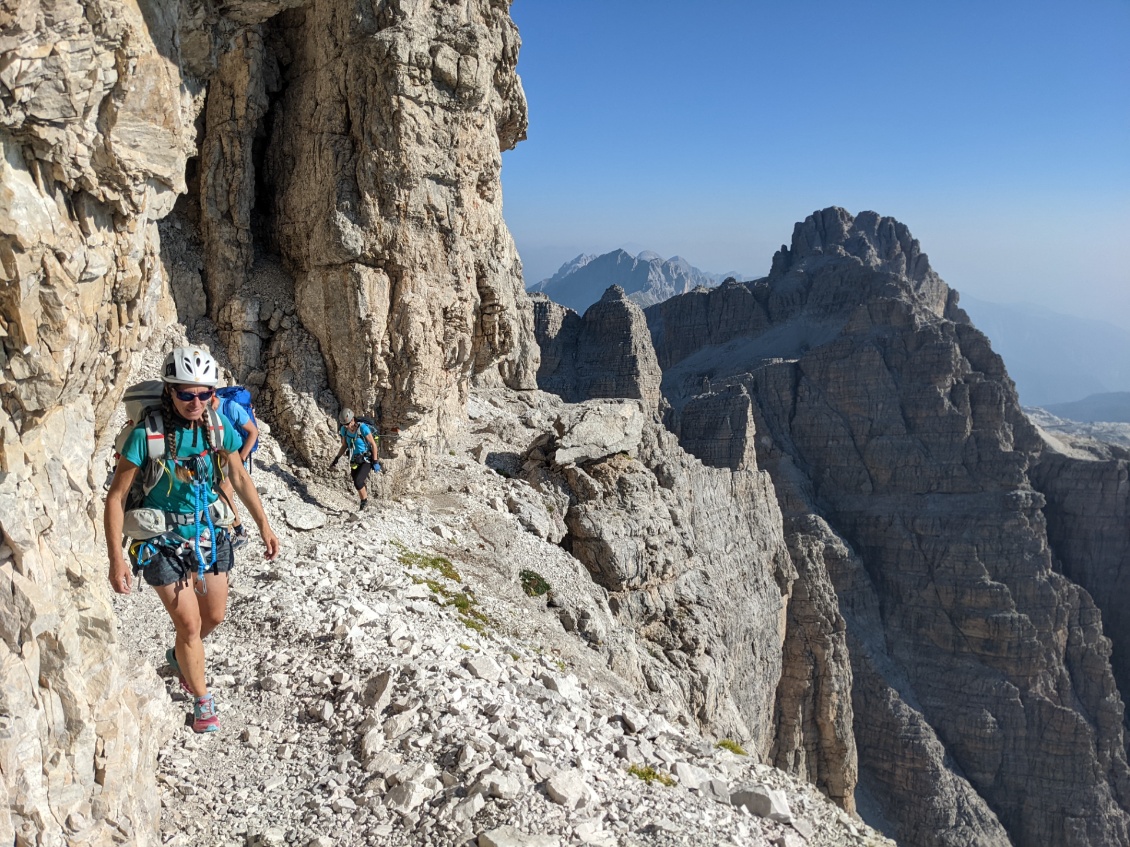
192, 694, 220, 733
359, 499, 369, 511
166, 647, 194, 695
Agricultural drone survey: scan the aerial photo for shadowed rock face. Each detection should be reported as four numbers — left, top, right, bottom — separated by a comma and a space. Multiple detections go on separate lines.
649, 208, 1130, 847
530, 287, 662, 412
1030, 450, 1130, 711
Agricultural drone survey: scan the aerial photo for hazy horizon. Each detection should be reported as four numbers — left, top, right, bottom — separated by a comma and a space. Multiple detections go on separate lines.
502, 0, 1130, 333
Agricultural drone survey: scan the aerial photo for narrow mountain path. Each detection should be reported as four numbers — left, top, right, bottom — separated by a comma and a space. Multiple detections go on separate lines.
110, 400, 892, 847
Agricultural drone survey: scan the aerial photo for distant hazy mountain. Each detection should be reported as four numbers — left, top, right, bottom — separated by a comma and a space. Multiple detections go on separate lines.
1042, 392, 1130, 423
528, 249, 748, 314
958, 295, 1130, 406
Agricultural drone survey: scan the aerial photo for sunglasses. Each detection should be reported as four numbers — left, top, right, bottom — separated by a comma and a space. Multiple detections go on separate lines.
174, 388, 215, 403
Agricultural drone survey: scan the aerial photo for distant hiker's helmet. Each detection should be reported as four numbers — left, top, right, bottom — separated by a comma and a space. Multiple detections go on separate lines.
339, 408, 355, 425
162, 347, 220, 387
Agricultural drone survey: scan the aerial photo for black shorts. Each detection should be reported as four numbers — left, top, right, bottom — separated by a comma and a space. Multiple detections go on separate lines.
351, 458, 373, 490
137, 533, 234, 587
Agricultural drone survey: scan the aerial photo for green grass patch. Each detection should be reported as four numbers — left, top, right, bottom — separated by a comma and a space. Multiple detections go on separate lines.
627, 764, 674, 787
715, 739, 748, 756
519, 569, 551, 597
396, 544, 461, 582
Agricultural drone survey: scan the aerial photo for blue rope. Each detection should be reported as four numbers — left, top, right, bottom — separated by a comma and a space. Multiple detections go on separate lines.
190, 455, 217, 596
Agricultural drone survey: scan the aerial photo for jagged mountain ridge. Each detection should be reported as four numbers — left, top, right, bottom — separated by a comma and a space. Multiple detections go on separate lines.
534, 207, 1130, 847
527, 248, 746, 314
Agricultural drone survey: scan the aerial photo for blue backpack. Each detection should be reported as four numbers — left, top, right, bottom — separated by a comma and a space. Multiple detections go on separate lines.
216, 386, 258, 454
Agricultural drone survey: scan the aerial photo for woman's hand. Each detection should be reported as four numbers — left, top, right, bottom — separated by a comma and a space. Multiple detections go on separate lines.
109, 556, 132, 595
261, 526, 280, 560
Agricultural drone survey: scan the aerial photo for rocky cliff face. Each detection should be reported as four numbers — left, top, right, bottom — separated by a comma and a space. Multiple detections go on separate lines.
649, 208, 1130, 847
529, 207, 1130, 846
189, 0, 538, 476
518, 400, 796, 754
530, 287, 662, 412
1, 0, 536, 842
1, 0, 192, 840
1030, 446, 1130, 712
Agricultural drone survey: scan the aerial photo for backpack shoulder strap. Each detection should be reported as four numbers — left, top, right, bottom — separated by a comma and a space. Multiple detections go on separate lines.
143, 410, 166, 462
205, 406, 226, 446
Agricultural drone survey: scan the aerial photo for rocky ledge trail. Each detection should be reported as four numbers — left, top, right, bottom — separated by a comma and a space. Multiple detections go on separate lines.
110, 389, 891, 847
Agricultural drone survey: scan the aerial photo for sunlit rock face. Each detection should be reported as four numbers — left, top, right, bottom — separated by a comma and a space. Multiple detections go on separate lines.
194, 0, 538, 480
1, 0, 537, 842
650, 207, 1130, 847
1, 0, 194, 841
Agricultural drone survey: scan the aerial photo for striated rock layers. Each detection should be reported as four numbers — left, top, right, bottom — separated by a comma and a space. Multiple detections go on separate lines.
1030, 445, 1130, 714
193, 0, 539, 478
518, 400, 802, 760
531, 287, 662, 412
648, 208, 1130, 847
530, 207, 1130, 846
1, 0, 537, 842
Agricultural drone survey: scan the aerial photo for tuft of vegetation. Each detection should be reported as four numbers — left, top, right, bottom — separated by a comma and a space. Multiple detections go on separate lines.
519, 568, 551, 597
715, 739, 748, 756
627, 764, 675, 787
397, 546, 461, 583
396, 542, 492, 633
458, 643, 473, 651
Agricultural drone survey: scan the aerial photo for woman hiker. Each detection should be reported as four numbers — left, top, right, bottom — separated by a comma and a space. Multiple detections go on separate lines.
330, 408, 380, 510
105, 346, 280, 733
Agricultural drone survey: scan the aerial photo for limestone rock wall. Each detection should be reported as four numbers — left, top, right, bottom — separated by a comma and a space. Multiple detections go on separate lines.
253, 0, 537, 478
519, 401, 795, 751
530, 287, 662, 411
1030, 451, 1130, 708
1, 0, 195, 842
529, 292, 582, 401
651, 207, 1130, 847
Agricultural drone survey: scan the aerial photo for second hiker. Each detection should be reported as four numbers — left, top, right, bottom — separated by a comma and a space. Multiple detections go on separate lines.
331, 408, 380, 510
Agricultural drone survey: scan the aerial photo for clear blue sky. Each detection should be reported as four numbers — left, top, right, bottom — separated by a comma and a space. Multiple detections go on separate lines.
502, 0, 1130, 330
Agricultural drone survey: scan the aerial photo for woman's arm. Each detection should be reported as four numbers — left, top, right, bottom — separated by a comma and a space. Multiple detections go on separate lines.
239, 418, 260, 462
105, 459, 139, 594
225, 452, 279, 559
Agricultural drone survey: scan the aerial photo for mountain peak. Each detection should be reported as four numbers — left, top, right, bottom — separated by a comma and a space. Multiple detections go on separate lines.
771, 207, 937, 286
529, 248, 747, 314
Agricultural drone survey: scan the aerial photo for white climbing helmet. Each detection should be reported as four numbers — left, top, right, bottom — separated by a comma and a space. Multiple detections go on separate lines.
161, 346, 220, 387
339, 408, 355, 425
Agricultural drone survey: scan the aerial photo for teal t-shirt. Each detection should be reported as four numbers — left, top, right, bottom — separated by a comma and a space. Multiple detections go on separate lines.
339, 422, 374, 458
121, 413, 241, 539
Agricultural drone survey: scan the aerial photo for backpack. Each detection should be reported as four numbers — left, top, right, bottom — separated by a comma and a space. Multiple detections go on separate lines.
340, 416, 380, 460
215, 385, 258, 453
